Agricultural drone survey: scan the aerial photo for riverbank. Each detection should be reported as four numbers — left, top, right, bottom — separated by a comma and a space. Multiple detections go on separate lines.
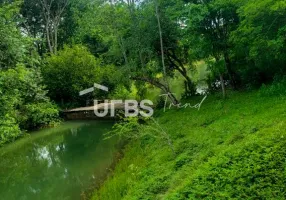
91, 91, 286, 199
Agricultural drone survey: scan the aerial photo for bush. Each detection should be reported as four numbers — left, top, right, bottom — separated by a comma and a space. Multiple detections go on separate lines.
258, 76, 286, 97
0, 115, 21, 146
42, 45, 101, 105
42, 45, 121, 107
21, 102, 59, 129
0, 65, 59, 145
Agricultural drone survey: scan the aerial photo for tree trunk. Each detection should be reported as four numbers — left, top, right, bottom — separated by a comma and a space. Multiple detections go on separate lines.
183, 71, 196, 95
166, 53, 196, 95
45, 22, 53, 54
119, 36, 128, 65
219, 73, 226, 99
223, 51, 237, 90
155, 1, 169, 90
40, 0, 68, 55
54, 25, 58, 54
154, 2, 179, 105
156, 3, 166, 76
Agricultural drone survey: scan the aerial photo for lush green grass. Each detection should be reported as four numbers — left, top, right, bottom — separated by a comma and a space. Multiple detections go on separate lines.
92, 91, 286, 199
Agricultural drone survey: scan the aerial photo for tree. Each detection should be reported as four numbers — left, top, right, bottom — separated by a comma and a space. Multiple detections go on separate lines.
186, 0, 240, 94
158, 0, 197, 95
0, 1, 33, 69
39, 0, 69, 54
42, 45, 118, 107
20, 0, 69, 55
91, 0, 180, 104
231, 0, 286, 86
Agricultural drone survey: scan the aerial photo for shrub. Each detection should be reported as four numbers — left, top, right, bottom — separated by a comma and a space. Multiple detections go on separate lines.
0, 65, 59, 145
258, 76, 286, 97
21, 102, 59, 129
0, 115, 21, 146
42, 45, 121, 107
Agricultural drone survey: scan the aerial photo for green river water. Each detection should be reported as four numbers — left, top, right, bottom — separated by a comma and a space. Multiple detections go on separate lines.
0, 121, 117, 200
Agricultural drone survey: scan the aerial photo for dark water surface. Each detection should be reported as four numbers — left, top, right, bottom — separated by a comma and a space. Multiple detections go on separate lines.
0, 121, 117, 200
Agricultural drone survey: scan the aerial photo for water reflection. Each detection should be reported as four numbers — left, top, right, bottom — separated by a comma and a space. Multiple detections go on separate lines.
0, 121, 116, 200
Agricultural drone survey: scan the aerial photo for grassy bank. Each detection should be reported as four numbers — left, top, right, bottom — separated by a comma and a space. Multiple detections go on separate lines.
92, 91, 286, 199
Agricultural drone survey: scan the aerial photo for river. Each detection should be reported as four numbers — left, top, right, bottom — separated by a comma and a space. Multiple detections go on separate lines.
0, 121, 117, 200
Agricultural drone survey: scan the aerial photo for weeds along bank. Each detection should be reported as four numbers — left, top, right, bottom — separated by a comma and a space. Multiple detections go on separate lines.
92, 91, 286, 199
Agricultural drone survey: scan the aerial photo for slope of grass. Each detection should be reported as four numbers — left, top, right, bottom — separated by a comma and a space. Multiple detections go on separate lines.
92, 91, 286, 199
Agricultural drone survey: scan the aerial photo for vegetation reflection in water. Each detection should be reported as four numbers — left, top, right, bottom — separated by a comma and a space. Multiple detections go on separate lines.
0, 121, 117, 200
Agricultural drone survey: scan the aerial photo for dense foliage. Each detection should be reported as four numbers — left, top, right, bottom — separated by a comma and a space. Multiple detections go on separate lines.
42, 45, 130, 107
0, 65, 59, 145
2, 0, 284, 106
1, 0, 285, 103
38, 0, 286, 98
43, 45, 104, 106
0, 2, 59, 145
